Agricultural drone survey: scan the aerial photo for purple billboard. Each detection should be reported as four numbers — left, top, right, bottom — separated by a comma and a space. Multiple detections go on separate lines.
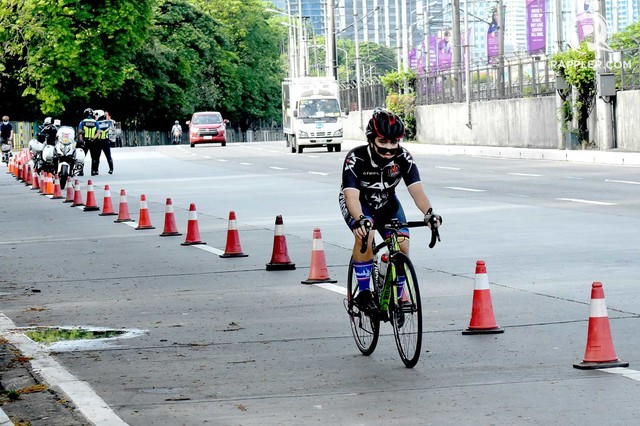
526, 0, 546, 54
487, 8, 500, 64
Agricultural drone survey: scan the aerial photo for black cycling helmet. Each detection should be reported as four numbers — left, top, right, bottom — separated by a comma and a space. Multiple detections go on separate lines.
84, 108, 93, 117
365, 108, 405, 142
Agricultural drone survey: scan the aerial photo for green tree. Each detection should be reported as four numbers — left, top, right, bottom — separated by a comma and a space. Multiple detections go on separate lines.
196, 0, 286, 130
111, 0, 237, 128
380, 70, 416, 139
551, 42, 596, 147
0, 0, 151, 119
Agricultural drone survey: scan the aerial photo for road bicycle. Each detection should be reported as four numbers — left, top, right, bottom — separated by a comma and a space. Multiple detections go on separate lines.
344, 210, 441, 368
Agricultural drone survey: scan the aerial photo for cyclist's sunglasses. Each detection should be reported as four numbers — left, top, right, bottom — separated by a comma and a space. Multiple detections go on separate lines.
373, 139, 400, 155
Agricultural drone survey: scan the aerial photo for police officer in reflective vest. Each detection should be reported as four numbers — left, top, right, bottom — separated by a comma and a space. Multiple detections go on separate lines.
92, 109, 114, 175
77, 108, 97, 176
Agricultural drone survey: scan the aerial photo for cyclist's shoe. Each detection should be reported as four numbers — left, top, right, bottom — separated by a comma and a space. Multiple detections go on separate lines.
354, 290, 377, 314
395, 300, 412, 329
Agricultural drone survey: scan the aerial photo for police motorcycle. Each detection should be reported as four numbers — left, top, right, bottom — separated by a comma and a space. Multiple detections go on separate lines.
27, 117, 55, 174
30, 118, 85, 189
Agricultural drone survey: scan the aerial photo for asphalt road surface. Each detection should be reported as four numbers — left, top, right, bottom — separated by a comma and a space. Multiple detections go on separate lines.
1, 140, 639, 425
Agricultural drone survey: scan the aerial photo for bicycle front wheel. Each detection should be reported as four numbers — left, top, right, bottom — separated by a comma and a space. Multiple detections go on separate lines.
391, 253, 423, 368
346, 258, 380, 356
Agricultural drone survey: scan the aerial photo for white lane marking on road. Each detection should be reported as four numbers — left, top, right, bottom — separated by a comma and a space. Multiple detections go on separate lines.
445, 187, 486, 192
240, 162, 253, 166
435, 166, 462, 171
218, 159, 228, 162
191, 244, 225, 256
121, 221, 138, 228
270, 166, 287, 170
309, 171, 329, 176
564, 176, 583, 180
201, 156, 211, 159
602, 367, 640, 382
556, 198, 617, 206
314, 283, 347, 296
605, 179, 640, 185
308, 155, 320, 159
508, 172, 543, 177
0, 314, 129, 425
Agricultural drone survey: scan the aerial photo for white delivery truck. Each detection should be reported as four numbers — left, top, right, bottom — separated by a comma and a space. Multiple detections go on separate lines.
282, 77, 345, 154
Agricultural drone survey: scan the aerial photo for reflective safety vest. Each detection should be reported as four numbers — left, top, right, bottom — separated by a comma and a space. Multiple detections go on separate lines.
80, 118, 97, 139
96, 120, 111, 140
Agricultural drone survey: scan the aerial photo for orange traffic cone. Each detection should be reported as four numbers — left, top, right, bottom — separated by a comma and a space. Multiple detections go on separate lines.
266, 215, 295, 270
51, 175, 64, 199
462, 260, 504, 335
38, 172, 46, 194
31, 170, 40, 191
159, 198, 182, 237
71, 179, 85, 207
181, 203, 206, 245
24, 164, 32, 186
114, 189, 134, 222
63, 177, 74, 203
301, 228, 337, 284
42, 173, 54, 196
573, 282, 629, 369
220, 211, 248, 258
99, 185, 118, 215
83, 180, 100, 211
135, 194, 155, 230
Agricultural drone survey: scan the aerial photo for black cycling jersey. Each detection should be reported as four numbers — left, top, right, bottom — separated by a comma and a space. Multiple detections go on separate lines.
341, 144, 421, 211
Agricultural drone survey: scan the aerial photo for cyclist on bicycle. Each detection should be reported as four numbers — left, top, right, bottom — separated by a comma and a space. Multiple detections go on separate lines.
339, 108, 441, 312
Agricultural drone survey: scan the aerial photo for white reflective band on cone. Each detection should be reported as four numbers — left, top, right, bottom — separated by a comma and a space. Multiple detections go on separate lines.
165, 204, 173, 213
474, 273, 490, 290
188, 210, 198, 220
228, 219, 237, 230
274, 224, 284, 235
590, 298, 608, 318
312, 238, 324, 251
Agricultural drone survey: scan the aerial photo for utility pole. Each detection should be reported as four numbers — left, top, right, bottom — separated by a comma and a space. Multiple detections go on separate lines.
463, 0, 471, 128
497, 0, 505, 97
452, 0, 462, 101
354, 0, 363, 121
326, 0, 337, 79
594, 0, 614, 149
555, 0, 563, 52
401, 0, 409, 71
395, 0, 401, 72
298, 0, 305, 77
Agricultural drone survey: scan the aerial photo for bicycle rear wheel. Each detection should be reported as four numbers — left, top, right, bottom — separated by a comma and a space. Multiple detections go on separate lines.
391, 253, 423, 368
346, 258, 380, 356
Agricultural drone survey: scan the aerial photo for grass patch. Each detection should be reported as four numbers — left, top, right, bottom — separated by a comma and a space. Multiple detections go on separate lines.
24, 327, 124, 344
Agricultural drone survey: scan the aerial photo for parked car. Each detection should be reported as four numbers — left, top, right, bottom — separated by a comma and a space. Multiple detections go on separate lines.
186, 111, 229, 147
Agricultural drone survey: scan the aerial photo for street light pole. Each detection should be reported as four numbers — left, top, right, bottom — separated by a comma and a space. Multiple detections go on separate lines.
326, 0, 337, 79
353, 0, 363, 125
298, 0, 305, 77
